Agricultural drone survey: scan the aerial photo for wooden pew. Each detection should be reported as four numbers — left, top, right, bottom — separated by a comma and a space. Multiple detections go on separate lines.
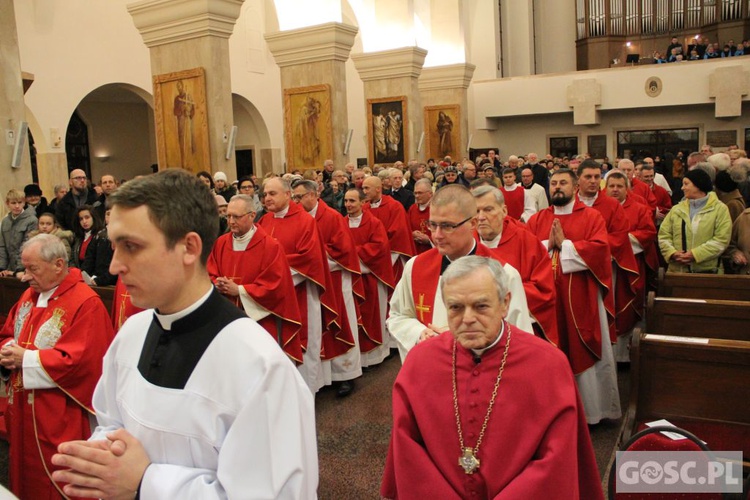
657, 269, 750, 302
620, 332, 750, 466
0, 276, 115, 319
645, 291, 750, 342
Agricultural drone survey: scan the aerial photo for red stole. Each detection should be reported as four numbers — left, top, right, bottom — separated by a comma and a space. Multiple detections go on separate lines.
348, 212, 396, 352
407, 203, 432, 254
207, 226, 304, 363
527, 203, 614, 374
364, 195, 416, 282
410, 244, 498, 326
500, 186, 525, 220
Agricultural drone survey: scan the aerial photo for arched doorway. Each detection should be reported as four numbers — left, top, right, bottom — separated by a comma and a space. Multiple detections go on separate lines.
232, 93, 273, 178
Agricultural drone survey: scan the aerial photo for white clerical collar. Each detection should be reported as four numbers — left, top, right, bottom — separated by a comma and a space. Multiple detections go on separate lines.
154, 286, 213, 331
308, 201, 319, 217
232, 225, 256, 251
504, 183, 519, 191
553, 199, 576, 215
471, 321, 505, 357
577, 191, 598, 207
348, 213, 363, 228
36, 286, 60, 307
418, 203, 429, 211
370, 197, 382, 208
273, 204, 290, 218
480, 232, 502, 249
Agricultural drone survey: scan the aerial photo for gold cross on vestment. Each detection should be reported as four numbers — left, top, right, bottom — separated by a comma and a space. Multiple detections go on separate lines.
415, 293, 431, 323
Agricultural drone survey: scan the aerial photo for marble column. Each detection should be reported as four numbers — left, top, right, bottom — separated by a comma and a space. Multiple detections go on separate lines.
128, 0, 243, 176
265, 22, 358, 172
352, 47, 428, 167
0, 0, 33, 196
418, 63, 476, 162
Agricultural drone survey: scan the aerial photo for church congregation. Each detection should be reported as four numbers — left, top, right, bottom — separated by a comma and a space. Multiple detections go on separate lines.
3, 0, 750, 497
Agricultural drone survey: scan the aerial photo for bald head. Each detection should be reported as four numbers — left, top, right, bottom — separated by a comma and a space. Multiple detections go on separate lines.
431, 184, 476, 219
69, 169, 88, 194
362, 176, 382, 202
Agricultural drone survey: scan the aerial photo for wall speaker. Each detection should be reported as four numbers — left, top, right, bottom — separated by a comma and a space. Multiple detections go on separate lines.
225, 125, 238, 160
11, 122, 28, 169
416, 131, 425, 154
343, 129, 354, 155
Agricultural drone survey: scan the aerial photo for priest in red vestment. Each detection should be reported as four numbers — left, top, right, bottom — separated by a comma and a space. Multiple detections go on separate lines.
527, 169, 621, 425
362, 176, 416, 282
258, 177, 342, 393
577, 160, 640, 343
0, 234, 114, 499
472, 185, 558, 344
641, 164, 672, 224
207, 194, 303, 363
606, 171, 659, 361
388, 185, 533, 362
292, 180, 362, 396
344, 188, 396, 368
381, 256, 603, 500
407, 178, 433, 254
619, 158, 657, 211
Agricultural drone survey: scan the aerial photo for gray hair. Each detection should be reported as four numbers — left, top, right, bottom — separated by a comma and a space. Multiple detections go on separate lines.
229, 194, 257, 212
22, 234, 69, 263
693, 162, 716, 183
441, 256, 509, 301
292, 179, 318, 194
388, 168, 402, 178
53, 184, 67, 196
471, 185, 505, 205
414, 178, 432, 191
707, 153, 731, 172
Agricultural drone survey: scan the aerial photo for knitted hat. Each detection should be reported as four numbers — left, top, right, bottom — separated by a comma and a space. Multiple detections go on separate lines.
214, 171, 228, 182
684, 168, 713, 194
24, 184, 43, 197
214, 194, 228, 207
715, 170, 737, 193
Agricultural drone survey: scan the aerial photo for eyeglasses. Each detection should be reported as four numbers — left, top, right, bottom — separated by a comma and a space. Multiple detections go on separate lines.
226, 212, 252, 221
291, 192, 312, 202
239, 184, 255, 190
427, 216, 473, 233
71, 176, 87, 181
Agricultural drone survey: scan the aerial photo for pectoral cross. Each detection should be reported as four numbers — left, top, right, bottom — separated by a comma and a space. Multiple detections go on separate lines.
415, 294, 431, 323
459, 448, 480, 474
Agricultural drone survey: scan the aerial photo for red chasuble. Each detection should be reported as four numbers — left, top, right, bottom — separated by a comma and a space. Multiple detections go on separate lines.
364, 195, 416, 282
258, 203, 341, 353
631, 178, 657, 211
410, 243, 501, 327
207, 225, 303, 363
0, 268, 114, 500
584, 192, 640, 341
348, 211, 396, 352
381, 327, 603, 500
111, 277, 144, 332
407, 203, 432, 254
619, 195, 659, 333
312, 200, 360, 360
500, 186, 525, 220
526, 203, 614, 374
651, 183, 673, 215
485, 217, 559, 345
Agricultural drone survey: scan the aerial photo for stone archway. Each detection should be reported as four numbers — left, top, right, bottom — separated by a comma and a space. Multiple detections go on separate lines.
232, 93, 275, 177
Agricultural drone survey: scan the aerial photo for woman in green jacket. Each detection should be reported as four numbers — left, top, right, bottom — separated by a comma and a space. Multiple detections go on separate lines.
658, 168, 732, 273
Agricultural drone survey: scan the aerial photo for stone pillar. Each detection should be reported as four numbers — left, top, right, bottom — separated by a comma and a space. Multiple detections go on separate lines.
128, 0, 243, 176
0, 0, 32, 198
418, 63, 476, 162
352, 47, 428, 166
265, 22, 358, 172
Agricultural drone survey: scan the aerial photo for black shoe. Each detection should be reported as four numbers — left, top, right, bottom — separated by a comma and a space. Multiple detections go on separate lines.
336, 380, 355, 398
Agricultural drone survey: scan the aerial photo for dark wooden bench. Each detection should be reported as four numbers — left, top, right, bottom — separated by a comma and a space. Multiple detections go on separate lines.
657, 269, 750, 302
0, 276, 115, 320
645, 291, 750, 342
620, 332, 750, 469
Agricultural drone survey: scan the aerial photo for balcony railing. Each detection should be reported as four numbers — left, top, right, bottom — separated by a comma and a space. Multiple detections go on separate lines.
577, 0, 749, 39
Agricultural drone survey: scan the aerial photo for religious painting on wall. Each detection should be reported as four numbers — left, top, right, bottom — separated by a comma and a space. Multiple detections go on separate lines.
153, 67, 211, 173
424, 104, 460, 161
367, 96, 407, 166
284, 84, 334, 171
